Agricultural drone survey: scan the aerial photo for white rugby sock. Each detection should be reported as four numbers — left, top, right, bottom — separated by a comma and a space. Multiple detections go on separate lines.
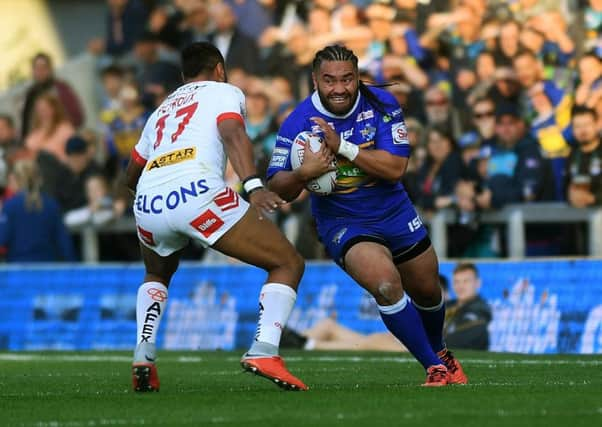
136, 282, 168, 345
253, 283, 297, 347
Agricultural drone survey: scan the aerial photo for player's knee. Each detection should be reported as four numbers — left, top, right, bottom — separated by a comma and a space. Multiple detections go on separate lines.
279, 249, 305, 281
290, 251, 305, 279
376, 281, 402, 305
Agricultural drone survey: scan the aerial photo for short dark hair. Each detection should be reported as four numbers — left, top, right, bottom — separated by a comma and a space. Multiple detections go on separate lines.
572, 104, 597, 120
513, 48, 538, 62
181, 42, 225, 79
100, 64, 125, 78
32, 52, 52, 66
453, 262, 479, 277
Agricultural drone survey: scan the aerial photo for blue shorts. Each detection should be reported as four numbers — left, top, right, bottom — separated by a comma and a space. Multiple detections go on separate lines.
316, 202, 429, 268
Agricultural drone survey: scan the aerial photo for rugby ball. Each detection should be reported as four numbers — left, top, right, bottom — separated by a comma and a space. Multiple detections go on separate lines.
290, 131, 337, 195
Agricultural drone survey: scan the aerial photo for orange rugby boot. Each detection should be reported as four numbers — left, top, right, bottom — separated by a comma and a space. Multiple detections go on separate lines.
422, 364, 449, 387
241, 355, 308, 391
438, 348, 468, 384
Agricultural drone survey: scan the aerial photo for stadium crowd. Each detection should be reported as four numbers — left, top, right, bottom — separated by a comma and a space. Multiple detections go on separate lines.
1, 0, 602, 262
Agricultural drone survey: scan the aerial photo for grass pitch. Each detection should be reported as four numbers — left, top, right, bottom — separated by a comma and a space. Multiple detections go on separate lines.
1, 350, 601, 427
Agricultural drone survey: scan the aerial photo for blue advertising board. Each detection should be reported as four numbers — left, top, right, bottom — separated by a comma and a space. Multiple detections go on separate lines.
1, 259, 601, 353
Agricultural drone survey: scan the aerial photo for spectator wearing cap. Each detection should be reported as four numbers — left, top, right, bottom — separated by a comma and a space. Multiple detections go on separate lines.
566, 106, 602, 208
474, 103, 555, 210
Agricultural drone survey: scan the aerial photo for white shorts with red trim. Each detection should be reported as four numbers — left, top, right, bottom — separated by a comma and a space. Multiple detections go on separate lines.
133, 176, 249, 256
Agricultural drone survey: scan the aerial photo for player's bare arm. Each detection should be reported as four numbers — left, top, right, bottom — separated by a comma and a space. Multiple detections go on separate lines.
268, 142, 335, 201
311, 116, 408, 182
125, 157, 145, 193
217, 118, 286, 218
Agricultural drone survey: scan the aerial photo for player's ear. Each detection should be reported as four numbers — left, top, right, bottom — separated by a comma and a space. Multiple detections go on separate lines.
311, 72, 318, 91
215, 62, 226, 83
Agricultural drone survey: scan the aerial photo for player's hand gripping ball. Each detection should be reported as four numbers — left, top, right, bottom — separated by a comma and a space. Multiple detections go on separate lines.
290, 131, 337, 195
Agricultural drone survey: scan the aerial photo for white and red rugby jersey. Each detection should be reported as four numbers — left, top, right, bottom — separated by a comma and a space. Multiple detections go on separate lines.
132, 81, 246, 190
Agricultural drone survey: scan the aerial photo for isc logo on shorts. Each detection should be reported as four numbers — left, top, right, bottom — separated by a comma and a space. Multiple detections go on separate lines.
408, 215, 423, 232
190, 209, 224, 238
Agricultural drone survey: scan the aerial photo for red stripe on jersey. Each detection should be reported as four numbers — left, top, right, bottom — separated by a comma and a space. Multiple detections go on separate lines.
131, 148, 147, 166
217, 112, 245, 127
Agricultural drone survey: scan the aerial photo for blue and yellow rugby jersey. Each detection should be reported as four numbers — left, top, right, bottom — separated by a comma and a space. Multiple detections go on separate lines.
266, 86, 412, 220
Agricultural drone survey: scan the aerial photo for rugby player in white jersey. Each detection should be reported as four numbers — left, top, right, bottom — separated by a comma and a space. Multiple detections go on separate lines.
125, 42, 308, 392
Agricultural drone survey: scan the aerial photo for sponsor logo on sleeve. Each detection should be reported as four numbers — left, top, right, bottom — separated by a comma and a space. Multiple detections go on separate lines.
391, 122, 409, 145
270, 147, 290, 167
276, 135, 293, 145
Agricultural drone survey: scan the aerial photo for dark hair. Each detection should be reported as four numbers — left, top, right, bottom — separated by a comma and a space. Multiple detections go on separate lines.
101, 64, 125, 78
312, 44, 396, 115
181, 42, 225, 80
513, 48, 538, 62
572, 104, 598, 120
579, 50, 602, 64
32, 52, 52, 67
453, 262, 479, 277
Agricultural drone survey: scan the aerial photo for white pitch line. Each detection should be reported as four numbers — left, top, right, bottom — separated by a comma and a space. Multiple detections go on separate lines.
1, 354, 601, 366
22, 419, 148, 427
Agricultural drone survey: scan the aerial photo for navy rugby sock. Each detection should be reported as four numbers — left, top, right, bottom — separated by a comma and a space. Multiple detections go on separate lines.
378, 294, 442, 369
413, 299, 446, 354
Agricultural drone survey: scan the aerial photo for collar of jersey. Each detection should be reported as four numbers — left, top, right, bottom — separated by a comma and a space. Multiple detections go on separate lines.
311, 91, 361, 120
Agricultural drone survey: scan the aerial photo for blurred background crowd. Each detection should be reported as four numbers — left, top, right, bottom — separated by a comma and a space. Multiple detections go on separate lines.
1, 0, 602, 263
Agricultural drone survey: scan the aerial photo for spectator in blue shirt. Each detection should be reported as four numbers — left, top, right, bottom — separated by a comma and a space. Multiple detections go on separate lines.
0, 159, 76, 262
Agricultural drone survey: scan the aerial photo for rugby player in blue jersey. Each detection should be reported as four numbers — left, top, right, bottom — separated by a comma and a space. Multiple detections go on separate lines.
267, 45, 467, 386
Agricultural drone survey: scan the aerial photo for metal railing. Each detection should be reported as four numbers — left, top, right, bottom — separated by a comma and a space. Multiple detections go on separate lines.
69, 202, 602, 263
